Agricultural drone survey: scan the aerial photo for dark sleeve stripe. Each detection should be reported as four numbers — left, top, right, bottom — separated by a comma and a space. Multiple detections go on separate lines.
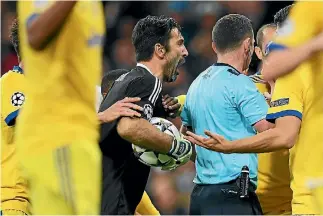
5, 109, 19, 126
266, 109, 302, 123
149, 77, 162, 105
153, 80, 162, 105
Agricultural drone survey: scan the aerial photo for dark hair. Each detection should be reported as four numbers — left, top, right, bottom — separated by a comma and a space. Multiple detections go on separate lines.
256, 23, 276, 50
9, 18, 19, 57
212, 14, 253, 53
131, 15, 181, 62
101, 69, 129, 95
274, 5, 294, 28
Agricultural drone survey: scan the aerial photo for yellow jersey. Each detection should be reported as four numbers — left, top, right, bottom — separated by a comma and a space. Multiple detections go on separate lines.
16, 1, 105, 156
1, 66, 29, 213
267, 2, 323, 214
249, 74, 292, 215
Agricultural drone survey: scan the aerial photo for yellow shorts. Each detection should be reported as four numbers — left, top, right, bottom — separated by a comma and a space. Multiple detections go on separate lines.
21, 141, 102, 215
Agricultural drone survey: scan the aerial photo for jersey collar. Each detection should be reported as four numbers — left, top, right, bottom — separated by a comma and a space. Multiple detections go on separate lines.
136, 63, 153, 75
12, 65, 23, 74
213, 62, 241, 75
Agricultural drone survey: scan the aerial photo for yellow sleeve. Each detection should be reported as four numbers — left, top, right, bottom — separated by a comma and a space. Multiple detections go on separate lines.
176, 95, 186, 114
135, 191, 160, 215
266, 69, 304, 123
0, 72, 25, 126
274, 2, 323, 47
18, 0, 54, 29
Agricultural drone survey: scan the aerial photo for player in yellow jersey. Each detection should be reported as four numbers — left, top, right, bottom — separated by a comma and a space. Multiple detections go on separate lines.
262, 2, 323, 81
262, 2, 323, 214
186, 5, 323, 213
250, 21, 292, 215
16, 1, 105, 214
1, 20, 30, 216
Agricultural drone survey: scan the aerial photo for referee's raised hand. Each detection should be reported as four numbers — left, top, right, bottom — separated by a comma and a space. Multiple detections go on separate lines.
98, 97, 143, 123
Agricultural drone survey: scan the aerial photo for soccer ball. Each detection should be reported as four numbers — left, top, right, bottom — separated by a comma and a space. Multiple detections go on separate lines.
11, 92, 25, 107
132, 117, 181, 167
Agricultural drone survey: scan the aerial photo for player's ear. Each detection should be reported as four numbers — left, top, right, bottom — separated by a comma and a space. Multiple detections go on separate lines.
242, 37, 251, 54
255, 46, 263, 60
211, 42, 217, 54
155, 43, 166, 59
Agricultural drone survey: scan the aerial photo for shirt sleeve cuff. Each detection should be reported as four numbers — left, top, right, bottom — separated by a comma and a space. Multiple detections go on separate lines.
266, 110, 302, 123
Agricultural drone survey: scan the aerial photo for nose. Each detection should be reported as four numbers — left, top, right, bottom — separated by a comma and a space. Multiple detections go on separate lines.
182, 46, 189, 58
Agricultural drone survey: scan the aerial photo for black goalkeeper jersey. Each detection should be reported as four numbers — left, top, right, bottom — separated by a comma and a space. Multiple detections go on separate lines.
99, 65, 167, 215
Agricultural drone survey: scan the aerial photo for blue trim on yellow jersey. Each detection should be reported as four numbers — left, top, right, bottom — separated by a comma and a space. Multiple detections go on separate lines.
13, 65, 23, 74
266, 42, 287, 55
26, 13, 40, 28
5, 109, 19, 126
266, 110, 302, 123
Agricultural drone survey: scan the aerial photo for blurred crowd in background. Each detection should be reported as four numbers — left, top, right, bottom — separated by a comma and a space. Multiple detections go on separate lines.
1, 1, 293, 214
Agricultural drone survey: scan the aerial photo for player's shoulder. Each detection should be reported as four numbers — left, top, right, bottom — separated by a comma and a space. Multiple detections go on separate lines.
121, 66, 161, 90
1, 69, 23, 83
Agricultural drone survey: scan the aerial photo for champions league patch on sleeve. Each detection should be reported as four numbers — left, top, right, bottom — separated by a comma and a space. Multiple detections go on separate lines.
11, 92, 25, 107
143, 104, 153, 121
270, 98, 289, 107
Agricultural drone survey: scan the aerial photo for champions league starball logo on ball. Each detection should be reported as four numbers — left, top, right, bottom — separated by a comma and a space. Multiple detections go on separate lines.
11, 92, 25, 107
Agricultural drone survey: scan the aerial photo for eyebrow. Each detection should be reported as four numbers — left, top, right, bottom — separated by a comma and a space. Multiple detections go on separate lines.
178, 38, 185, 44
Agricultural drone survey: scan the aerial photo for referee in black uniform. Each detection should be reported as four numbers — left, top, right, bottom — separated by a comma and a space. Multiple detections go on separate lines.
99, 15, 191, 215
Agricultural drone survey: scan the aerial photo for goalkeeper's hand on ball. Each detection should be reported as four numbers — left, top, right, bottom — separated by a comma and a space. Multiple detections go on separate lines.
162, 137, 192, 170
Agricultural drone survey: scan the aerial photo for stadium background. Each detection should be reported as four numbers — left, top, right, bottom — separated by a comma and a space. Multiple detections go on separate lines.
1, 1, 292, 214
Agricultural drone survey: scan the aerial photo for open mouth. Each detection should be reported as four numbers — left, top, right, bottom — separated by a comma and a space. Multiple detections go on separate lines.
178, 58, 186, 67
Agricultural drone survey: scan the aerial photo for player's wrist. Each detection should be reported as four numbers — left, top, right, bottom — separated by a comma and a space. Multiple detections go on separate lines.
168, 137, 192, 160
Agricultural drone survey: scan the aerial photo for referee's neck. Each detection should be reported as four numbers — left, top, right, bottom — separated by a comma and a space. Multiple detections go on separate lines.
217, 54, 244, 73
137, 61, 164, 81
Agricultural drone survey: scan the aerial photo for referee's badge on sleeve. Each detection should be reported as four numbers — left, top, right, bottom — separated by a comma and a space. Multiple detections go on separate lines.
143, 104, 153, 121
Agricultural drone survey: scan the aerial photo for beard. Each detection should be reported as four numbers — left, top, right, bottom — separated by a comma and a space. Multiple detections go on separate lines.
165, 56, 181, 82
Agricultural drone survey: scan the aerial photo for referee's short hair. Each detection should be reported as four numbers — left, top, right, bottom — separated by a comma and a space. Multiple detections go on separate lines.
132, 15, 182, 62
101, 69, 129, 96
212, 14, 253, 54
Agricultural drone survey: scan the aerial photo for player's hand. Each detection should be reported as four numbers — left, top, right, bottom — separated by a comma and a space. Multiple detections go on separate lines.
167, 137, 192, 165
98, 97, 143, 123
264, 80, 275, 102
184, 130, 232, 153
161, 158, 178, 171
162, 95, 181, 118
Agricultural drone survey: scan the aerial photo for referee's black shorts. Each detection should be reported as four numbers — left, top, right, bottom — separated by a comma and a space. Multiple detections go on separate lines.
190, 180, 263, 215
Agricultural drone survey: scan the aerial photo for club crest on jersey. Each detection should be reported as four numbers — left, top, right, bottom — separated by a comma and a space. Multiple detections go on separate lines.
143, 104, 153, 121
11, 92, 25, 107
270, 98, 289, 107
